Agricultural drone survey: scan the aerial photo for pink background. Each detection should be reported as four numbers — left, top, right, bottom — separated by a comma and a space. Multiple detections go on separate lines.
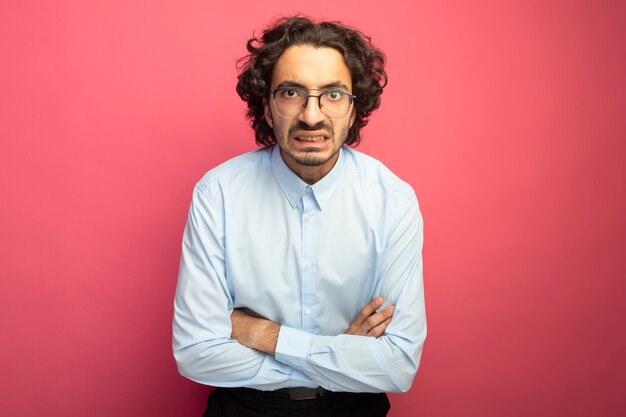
1, 1, 625, 416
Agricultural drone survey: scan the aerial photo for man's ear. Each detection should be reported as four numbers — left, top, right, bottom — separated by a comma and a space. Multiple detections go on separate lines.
263, 99, 273, 128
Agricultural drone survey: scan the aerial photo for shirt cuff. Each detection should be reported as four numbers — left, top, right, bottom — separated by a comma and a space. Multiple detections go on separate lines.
274, 325, 312, 370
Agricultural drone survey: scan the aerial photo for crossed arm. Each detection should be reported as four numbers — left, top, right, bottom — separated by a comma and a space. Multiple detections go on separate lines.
174, 185, 426, 392
230, 296, 396, 356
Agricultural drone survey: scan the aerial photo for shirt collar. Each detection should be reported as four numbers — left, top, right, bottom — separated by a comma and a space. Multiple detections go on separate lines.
270, 145, 345, 211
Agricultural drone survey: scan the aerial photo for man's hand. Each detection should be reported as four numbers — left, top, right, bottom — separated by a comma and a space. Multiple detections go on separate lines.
231, 309, 280, 355
231, 297, 394, 356
345, 296, 395, 337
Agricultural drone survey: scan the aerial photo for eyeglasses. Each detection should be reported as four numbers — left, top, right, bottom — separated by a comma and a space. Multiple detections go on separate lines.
270, 88, 357, 119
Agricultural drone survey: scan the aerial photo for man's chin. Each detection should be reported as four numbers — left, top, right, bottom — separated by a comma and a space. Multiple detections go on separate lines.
292, 155, 330, 167
289, 148, 336, 167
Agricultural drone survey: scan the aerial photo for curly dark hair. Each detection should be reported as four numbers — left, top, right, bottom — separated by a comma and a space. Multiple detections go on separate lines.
236, 16, 388, 147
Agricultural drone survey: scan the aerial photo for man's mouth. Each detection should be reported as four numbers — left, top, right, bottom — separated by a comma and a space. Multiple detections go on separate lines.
294, 135, 328, 142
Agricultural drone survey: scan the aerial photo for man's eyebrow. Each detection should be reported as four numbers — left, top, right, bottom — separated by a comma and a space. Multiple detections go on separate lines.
275, 81, 307, 89
318, 81, 350, 90
274, 80, 350, 91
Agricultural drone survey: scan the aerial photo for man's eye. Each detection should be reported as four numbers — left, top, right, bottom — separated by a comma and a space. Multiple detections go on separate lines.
281, 89, 299, 98
326, 91, 343, 100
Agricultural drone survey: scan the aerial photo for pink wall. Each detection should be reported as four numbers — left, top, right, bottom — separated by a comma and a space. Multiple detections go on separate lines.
1, 1, 624, 416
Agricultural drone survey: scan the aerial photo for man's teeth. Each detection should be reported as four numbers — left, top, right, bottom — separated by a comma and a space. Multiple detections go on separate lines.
295, 136, 327, 142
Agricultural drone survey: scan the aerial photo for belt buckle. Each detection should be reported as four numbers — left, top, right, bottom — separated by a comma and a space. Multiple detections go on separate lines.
289, 387, 323, 400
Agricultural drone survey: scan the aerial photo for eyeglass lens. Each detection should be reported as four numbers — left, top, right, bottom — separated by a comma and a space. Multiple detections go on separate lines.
273, 89, 353, 119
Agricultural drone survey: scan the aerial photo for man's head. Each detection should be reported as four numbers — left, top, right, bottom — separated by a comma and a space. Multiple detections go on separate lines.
236, 16, 387, 150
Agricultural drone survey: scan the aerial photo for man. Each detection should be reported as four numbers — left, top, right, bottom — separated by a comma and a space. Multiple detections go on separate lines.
173, 16, 426, 417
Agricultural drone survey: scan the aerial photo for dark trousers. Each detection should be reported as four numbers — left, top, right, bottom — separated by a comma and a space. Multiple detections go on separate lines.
204, 387, 390, 417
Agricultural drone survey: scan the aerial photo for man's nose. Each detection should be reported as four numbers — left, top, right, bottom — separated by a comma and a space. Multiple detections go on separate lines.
298, 96, 326, 126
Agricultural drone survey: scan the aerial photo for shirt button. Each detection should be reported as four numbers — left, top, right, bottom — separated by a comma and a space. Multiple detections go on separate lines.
305, 214, 312, 221
304, 308, 311, 315
304, 263, 312, 270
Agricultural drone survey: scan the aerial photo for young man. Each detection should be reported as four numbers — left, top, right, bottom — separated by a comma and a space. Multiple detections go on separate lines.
173, 16, 426, 417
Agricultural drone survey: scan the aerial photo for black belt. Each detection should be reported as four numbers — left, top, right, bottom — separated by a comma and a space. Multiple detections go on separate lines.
231, 386, 330, 401
274, 386, 328, 400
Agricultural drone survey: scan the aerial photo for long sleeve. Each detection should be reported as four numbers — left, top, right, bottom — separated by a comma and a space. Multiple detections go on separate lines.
172, 185, 314, 389
274, 195, 426, 393
173, 146, 426, 393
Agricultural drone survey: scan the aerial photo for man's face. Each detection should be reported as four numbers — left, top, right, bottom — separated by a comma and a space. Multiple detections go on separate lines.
264, 45, 355, 181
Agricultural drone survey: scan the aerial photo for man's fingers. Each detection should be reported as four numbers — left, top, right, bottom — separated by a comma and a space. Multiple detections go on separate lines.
356, 296, 384, 324
368, 317, 392, 338
361, 305, 395, 332
345, 298, 395, 336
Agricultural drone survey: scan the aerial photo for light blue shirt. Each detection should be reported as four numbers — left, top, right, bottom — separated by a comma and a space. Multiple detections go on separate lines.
173, 145, 426, 393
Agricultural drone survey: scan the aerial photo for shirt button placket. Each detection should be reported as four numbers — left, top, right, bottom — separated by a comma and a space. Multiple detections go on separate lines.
301, 188, 316, 332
